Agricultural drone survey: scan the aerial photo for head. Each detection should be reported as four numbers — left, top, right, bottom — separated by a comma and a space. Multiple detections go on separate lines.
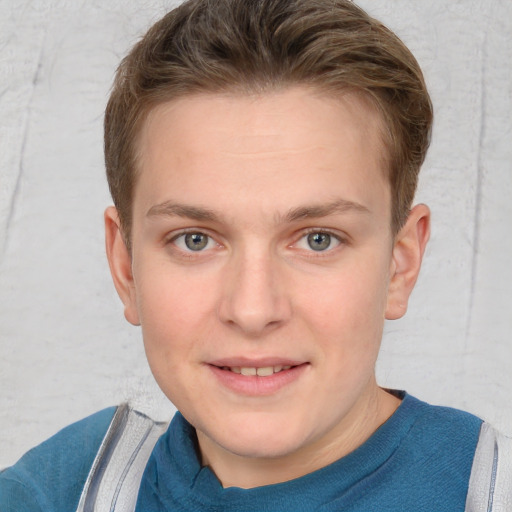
104, 0, 432, 487
105, 0, 432, 248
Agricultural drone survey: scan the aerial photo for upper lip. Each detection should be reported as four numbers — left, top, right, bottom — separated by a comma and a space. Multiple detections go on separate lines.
207, 357, 306, 368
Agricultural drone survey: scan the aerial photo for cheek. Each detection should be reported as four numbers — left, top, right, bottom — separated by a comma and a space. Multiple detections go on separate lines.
301, 259, 390, 352
134, 272, 207, 403
133, 262, 221, 369
310, 270, 388, 323
135, 258, 213, 325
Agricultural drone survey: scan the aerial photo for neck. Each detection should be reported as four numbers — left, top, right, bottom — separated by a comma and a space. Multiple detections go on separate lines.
196, 385, 401, 489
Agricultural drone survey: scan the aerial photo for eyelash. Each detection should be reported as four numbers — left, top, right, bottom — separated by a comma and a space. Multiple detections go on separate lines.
165, 228, 346, 256
294, 228, 345, 254
165, 229, 222, 258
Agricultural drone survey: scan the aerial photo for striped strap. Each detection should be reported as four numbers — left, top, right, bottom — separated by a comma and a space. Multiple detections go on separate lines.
76, 404, 168, 512
465, 422, 512, 512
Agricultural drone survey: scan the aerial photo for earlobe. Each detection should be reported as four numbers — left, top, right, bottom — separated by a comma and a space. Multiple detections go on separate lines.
385, 204, 430, 320
104, 207, 140, 326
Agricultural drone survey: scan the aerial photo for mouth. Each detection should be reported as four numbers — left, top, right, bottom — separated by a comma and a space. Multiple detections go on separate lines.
217, 365, 294, 377
207, 361, 308, 395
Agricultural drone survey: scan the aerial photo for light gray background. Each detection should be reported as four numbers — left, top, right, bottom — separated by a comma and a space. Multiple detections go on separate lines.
1, 0, 511, 469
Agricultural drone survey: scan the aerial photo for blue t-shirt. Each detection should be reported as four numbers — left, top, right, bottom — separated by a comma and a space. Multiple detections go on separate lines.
0, 393, 482, 511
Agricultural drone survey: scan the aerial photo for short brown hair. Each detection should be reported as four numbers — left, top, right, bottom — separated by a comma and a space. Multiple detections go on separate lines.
105, 0, 432, 245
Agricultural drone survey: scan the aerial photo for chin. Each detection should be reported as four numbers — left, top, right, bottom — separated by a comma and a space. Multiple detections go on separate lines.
202, 416, 314, 460
224, 438, 306, 460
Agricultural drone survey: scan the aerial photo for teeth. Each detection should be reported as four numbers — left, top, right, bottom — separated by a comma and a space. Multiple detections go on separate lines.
256, 366, 273, 377
227, 365, 293, 376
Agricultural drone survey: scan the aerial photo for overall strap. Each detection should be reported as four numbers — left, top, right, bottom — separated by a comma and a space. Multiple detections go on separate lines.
465, 422, 512, 512
76, 404, 169, 512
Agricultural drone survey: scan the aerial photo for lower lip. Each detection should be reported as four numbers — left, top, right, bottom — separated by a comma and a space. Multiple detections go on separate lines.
207, 364, 309, 396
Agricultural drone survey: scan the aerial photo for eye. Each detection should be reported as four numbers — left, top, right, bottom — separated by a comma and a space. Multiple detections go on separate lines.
296, 231, 341, 252
173, 232, 216, 252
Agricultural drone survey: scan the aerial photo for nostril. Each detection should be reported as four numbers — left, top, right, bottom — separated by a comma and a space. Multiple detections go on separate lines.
217, 257, 292, 334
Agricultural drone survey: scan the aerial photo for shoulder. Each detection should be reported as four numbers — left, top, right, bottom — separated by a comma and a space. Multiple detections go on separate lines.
395, 394, 483, 477
466, 422, 512, 511
0, 406, 116, 512
402, 393, 482, 443
344, 394, 483, 510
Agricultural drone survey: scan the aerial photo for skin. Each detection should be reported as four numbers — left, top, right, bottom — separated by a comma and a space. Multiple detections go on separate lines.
105, 86, 430, 488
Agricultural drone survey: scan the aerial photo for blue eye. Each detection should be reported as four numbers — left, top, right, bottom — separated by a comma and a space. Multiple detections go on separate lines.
296, 231, 341, 252
185, 233, 208, 251
174, 232, 214, 252
307, 233, 331, 251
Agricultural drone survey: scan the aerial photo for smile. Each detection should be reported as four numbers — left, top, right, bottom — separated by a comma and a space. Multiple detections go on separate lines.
208, 362, 308, 396
220, 365, 292, 376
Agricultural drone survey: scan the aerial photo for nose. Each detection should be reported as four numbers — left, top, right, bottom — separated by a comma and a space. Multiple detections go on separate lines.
218, 249, 291, 336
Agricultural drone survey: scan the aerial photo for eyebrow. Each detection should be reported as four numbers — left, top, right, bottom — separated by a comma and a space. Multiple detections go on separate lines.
146, 198, 370, 223
282, 198, 370, 223
147, 202, 220, 221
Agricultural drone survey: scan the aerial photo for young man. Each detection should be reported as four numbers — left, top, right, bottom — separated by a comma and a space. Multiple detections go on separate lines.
1, 0, 510, 510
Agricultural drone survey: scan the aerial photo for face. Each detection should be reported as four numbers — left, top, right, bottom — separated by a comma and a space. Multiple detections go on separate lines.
106, 87, 428, 479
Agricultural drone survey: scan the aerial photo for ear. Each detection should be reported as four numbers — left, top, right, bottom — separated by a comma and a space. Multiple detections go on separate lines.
385, 204, 430, 320
104, 206, 140, 326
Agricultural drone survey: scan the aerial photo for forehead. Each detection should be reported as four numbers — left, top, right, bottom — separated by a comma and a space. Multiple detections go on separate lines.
134, 87, 390, 223
140, 87, 386, 156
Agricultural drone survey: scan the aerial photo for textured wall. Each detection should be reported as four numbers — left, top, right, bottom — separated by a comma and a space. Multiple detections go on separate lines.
1, 0, 511, 468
